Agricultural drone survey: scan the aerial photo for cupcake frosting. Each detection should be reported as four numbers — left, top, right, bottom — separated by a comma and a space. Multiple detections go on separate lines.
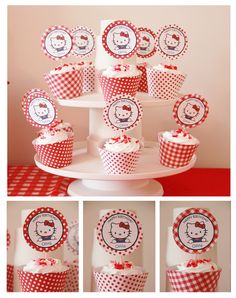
103, 135, 141, 153
39, 120, 74, 138
176, 259, 218, 273
162, 129, 199, 145
152, 64, 183, 75
35, 128, 68, 145
23, 258, 68, 274
101, 261, 144, 276
102, 64, 141, 78
49, 64, 79, 75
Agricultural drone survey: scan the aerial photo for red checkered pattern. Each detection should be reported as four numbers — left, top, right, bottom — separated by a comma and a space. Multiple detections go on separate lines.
64, 261, 79, 292
17, 269, 68, 292
94, 271, 148, 292
33, 138, 73, 169
44, 69, 83, 99
147, 68, 186, 99
137, 63, 148, 93
99, 74, 141, 101
167, 269, 221, 292
82, 66, 95, 93
159, 134, 198, 168
99, 148, 141, 174
7, 264, 14, 292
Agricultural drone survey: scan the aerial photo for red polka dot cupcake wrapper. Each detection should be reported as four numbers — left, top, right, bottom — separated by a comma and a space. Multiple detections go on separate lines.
94, 271, 148, 292
82, 66, 95, 93
147, 68, 186, 99
17, 269, 68, 292
7, 264, 14, 292
137, 64, 148, 93
33, 137, 74, 169
167, 269, 221, 292
44, 70, 83, 99
99, 74, 141, 102
64, 263, 79, 292
158, 134, 199, 168
99, 148, 141, 175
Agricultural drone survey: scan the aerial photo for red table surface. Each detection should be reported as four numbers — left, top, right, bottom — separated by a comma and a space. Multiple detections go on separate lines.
8, 166, 230, 197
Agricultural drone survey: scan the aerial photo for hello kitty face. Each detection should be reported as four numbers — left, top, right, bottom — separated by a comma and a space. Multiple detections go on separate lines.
110, 222, 131, 243
50, 35, 66, 52
184, 103, 200, 120
165, 33, 180, 50
34, 103, 49, 120
113, 32, 130, 49
186, 222, 207, 243
115, 105, 132, 123
140, 36, 150, 50
76, 35, 89, 49
36, 220, 56, 241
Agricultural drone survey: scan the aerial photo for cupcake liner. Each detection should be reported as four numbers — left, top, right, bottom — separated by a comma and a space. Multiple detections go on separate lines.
99, 147, 141, 175
167, 269, 221, 292
82, 65, 95, 93
7, 264, 14, 292
44, 69, 83, 99
64, 262, 79, 292
17, 269, 68, 292
33, 137, 73, 169
99, 74, 141, 101
158, 134, 198, 168
147, 68, 186, 99
94, 271, 148, 292
137, 64, 148, 93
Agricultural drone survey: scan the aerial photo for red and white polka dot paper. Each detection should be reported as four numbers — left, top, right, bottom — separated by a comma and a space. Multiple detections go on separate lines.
82, 65, 95, 93
7, 264, 14, 292
64, 261, 79, 292
137, 63, 148, 93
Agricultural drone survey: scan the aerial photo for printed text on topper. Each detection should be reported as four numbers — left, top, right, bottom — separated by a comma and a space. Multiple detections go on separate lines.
136, 27, 157, 58
72, 26, 95, 58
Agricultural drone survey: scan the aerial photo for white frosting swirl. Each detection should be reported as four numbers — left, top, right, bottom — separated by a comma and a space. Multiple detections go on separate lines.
102, 64, 141, 78
162, 129, 199, 145
50, 64, 78, 75
103, 135, 141, 153
34, 129, 68, 145
152, 64, 184, 75
39, 121, 74, 138
23, 258, 68, 274
101, 263, 144, 276
72, 61, 93, 69
176, 259, 218, 273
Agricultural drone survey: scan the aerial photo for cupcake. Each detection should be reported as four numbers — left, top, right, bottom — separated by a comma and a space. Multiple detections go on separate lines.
167, 259, 221, 292
94, 261, 148, 292
72, 61, 95, 94
137, 62, 148, 93
99, 135, 141, 174
159, 129, 199, 168
147, 64, 186, 99
17, 258, 69, 292
99, 64, 142, 101
39, 120, 74, 139
44, 63, 83, 99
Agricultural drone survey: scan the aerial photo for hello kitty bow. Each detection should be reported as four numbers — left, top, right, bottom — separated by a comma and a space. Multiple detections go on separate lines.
56, 35, 65, 40
39, 103, 47, 108
80, 35, 88, 40
195, 221, 205, 229
172, 34, 179, 41
142, 36, 150, 42
120, 31, 129, 38
119, 222, 130, 229
122, 105, 131, 111
44, 220, 54, 227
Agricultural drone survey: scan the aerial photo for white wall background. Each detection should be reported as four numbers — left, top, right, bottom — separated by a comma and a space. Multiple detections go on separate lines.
8, 5, 230, 168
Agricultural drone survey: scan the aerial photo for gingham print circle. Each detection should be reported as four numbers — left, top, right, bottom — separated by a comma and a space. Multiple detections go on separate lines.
7, 264, 14, 292
65, 220, 79, 255
137, 63, 148, 93
64, 261, 79, 292
102, 20, 141, 59
136, 27, 157, 58
173, 94, 209, 128
103, 94, 143, 132
41, 25, 75, 60
82, 65, 95, 93
7, 230, 11, 249
23, 207, 68, 252
173, 208, 219, 254
96, 209, 143, 256
159, 134, 198, 168
44, 69, 83, 99
147, 67, 186, 99
17, 269, 68, 292
99, 147, 141, 175
72, 26, 95, 58
156, 24, 188, 60
99, 73, 141, 102
22, 88, 48, 113
167, 269, 221, 292
94, 271, 148, 292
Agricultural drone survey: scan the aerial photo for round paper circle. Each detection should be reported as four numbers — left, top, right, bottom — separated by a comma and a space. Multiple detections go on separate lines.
173, 208, 219, 254
96, 209, 143, 256
66, 220, 79, 255
72, 26, 95, 58
7, 230, 11, 249
102, 20, 140, 59
41, 25, 75, 60
173, 94, 209, 129
103, 94, 143, 132
136, 27, 157, 58
156, 24, 188, 60
22, 89, 48, 113
23, 207, 68, 252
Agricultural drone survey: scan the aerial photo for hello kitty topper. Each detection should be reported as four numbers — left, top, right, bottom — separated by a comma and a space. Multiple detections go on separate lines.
72, 26, 95, 58
136, 27, 157, 58
23, 207, 68, 252
102, 20, 140, 59
96, 209, 143, 256
173, 208, 219, 254
156, 24, 188, 60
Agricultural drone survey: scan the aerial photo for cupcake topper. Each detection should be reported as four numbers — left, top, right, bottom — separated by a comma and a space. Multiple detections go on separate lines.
173, 94, 209, 129
156, 24, 188, 60
103, 94, 143, 133
7, 230, 11, 250
172, 208, 219, 254
72, 26, 95, 58
41, 25, 75, 60
23, 207, 68, 252
65, 220, 79, 255
102, 20, 140, 60
136, 27, 157, 59
96, 209, 143, 256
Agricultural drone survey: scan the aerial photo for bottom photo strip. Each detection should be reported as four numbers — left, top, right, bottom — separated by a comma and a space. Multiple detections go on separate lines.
6, 200, 231, 292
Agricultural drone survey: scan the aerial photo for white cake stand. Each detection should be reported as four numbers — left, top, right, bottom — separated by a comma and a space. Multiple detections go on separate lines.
34, 92, 196, 196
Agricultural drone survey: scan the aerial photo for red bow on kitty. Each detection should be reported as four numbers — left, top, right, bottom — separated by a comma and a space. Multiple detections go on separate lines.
122, 105, 131, 111
195, 221, 205, 229
192, 104, 200, 112
119, 222, 130, 230
80, 35, 88, 40
143, 36, 150, 42
172, 34, 179, 41
120, 31, 129, 38
39, 103, 47, 108
44, 220, 54, 227
56, 35, 65, 40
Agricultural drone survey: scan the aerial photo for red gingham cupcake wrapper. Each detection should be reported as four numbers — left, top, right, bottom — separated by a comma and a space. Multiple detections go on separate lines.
44, 70, 83, 99
147, 68, 186, 99
159, 134, 198, 168
167, 269, 221, 292
7, 264, 14, 292
99, 75, 141, 101
33, 137, 73, 169
64, 263, 79, 292
137, 64, 148, 93
94, 271, 148, 292
82, 66, 95, 93
17, 269, 68, 292
99, 148, 141, 174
